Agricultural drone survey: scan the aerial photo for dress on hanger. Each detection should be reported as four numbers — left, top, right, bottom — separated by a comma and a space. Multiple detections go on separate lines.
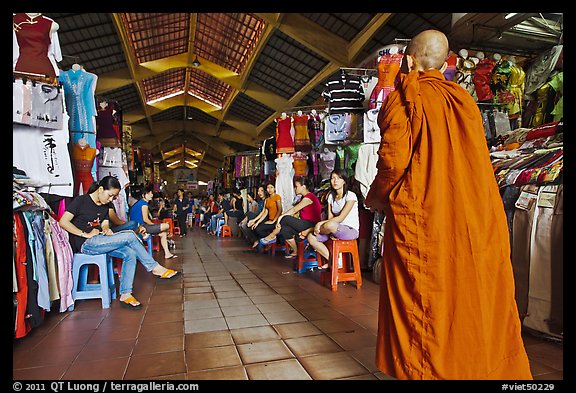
370, 50, 404, 109
13, 13, 62, 78
274, 154, 296, 213
96, 101, 122, 144
275, 116, 295, 154
71, 143, 97, 195
59, 68, 98, 132
363, 108, 381, 143
473, 57, 496, 101
292, 114, 311, 151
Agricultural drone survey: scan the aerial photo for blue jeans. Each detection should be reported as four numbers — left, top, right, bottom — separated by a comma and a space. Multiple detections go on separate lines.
111, 220, 139, 233
80, 230, 159, 295
209, 213, 224, 233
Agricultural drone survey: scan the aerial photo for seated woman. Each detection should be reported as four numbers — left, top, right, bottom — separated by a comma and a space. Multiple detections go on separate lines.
130, 184, 177, 259
224, 188, 245, 226
247, 183, 283, 249
155, 198, 172, 220
259, 176, 322, 259
239, 186, 266, 247
307, 169, 359, 269
58, 176, 180, 310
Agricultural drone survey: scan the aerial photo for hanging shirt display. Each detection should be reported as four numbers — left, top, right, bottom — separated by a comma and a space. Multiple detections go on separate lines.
319, 148, 336, 180
371, 47, 404, 108
13, 13, 62, 79
71, 141, 98, 195
324, 113, 351, 144
443, 51, 458, 81
274, 154, 296, 213
363, 108, 381, 143
13, 116, 74, 197
322, 71, 365, 114
29, 82, 64, 130
96, 100, 122, 146
506, 61, 526, 116
524, 45, 563, 95
455, 53, 477, 100
473, 57, 496, 102
292, 152, 309, 177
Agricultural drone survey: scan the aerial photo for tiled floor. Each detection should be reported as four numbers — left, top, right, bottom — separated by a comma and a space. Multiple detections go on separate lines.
13, 231, 563, 380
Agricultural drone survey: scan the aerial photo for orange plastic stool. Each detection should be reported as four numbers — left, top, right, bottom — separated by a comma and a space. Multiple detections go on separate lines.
220, 225, 232, 238
152, 235, 160, 252
162, 218, 174, 237
318, 239, 362, 291
173, 217, 181, 235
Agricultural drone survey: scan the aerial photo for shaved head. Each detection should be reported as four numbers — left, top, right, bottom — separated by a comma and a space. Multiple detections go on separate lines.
405, 30, 450, 71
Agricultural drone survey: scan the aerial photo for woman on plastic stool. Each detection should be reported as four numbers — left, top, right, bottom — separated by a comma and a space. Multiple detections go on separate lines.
58, 176, 180, 310
129, 184, 178, 260
307, 169, 359, 269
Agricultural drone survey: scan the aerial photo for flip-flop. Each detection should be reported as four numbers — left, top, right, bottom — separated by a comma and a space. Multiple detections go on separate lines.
119, 296, 142, 310
284, 254, 297, 259
165, 254, 178, 259
157, 269, 180, 281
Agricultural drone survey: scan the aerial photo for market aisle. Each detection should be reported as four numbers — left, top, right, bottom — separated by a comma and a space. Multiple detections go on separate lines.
13, 231, 563, 380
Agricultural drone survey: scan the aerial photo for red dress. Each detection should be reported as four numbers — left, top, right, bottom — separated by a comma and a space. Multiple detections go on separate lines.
275, 117, 294, 154
13, 13, 59, 78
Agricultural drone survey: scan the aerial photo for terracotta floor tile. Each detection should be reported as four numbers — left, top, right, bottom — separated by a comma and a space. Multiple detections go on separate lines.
142, 309, 184, 325
185, 346, 242, 371
299, 352, 370, 380
183, 299, 219, 310
255, 301, 296, 313
245, 359, 312, 380
348, 347, 379, 373
34, 328, 95, 349
185, 317, 228, 334
184, 287, 213, 294
328, 329, 377, 350
217, 297, 254, 307
184, 293, 216, 301
230, 326, 281, 345
125, 351, 186, 379
139, 321, 183, 338
138, 373, 188, 380
284, 334, 343, 357
534, 371, 563, 380
12, 364, 69, 380
76, 339, 136, 361
525, 343, 563, 371
273, 322, 323, 339
338, 374, 379, 380
88, 324, 141, 343
214, 290, 246, 299
184, 307, 223, 320
185, 331, 234, 349
221, 304, 261, 317
148, 294, 184, 305
237, 340, 294, 364
263, 310, 307, 325
13, 344, 84, 369
63, 357, 129, 380
529, 359, 560, 377
133, 335, 184, 356
225, 314, 269, 330
249, 294, 287, 304
146, 302, 184, 313
186, 366, 248, 380
311, 317, 364, 334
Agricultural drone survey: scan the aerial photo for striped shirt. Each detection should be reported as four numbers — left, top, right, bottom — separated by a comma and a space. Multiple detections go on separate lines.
322, 72, 365, 114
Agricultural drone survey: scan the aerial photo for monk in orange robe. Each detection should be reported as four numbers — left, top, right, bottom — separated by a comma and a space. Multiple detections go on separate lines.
365, 30, 532, 380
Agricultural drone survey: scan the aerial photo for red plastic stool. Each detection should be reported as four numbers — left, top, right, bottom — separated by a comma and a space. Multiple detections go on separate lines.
220, 225, 232, 238
152, 235, 160, 252
318, 239, 362, 291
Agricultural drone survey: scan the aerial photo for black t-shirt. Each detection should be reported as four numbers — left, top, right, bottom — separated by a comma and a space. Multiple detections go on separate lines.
233, 197, 243, 211
173, 197, 189, 214
66, 194, 110, 253
220, 199, 232, 212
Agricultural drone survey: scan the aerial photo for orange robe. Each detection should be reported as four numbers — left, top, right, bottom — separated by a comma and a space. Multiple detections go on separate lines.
365, 69, 532, 380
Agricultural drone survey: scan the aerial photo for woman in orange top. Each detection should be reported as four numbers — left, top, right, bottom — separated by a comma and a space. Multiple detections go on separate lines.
365, 30, 532, 380
246, 183, 282, 249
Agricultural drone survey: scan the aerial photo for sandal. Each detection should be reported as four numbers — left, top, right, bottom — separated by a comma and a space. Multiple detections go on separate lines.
119, 296, 142, 310
165, 254, 178, 259
156, 269, 180, 281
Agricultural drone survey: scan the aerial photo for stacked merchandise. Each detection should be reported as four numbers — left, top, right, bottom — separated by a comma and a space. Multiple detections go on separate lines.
490, 121, 563, 340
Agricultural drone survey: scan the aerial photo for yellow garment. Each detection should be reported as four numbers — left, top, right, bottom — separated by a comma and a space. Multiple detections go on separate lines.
506, 64, 526, 115
365, 69, 532, 380
265, 193, 282, 220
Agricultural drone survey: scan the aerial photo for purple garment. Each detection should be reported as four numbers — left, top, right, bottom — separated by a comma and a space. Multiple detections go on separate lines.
49, 216, 74, 312
235, 156, 243, 178
316, 224, 359, 242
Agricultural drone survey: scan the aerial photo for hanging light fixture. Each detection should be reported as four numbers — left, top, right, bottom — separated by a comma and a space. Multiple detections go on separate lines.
192, 56, 201, 67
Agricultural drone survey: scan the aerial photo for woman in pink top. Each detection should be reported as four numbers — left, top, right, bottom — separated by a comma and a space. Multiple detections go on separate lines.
259, 176, 322, 258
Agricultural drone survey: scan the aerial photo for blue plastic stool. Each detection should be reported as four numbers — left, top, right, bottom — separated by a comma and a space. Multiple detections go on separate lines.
296, 239, 318, 273
69, 253, 117, 311
216, 218, 225, 236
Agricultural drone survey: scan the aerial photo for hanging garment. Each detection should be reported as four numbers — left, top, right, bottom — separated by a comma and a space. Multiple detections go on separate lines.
524, 45, 563, 95
354, 143, 380, 203
274, 154, 296, 213
307, 114, 324, 148
71, 142, 97, 195
319, 149, 336, 180
14, 213, 31, 339
96, 101, 121, 142
292, 114, 311, 151
473, 57, 496, 101
370, 50, 404, 108
455, 56, 477, 100
360, 75, 379, 110
443, 51, 458, 81
21, 213, 43, 330
324, 113, 351, 144
363, 108, 381, 143
59, 68, 98, 132
547, 71, 563, 122
43, 215, 60, 302
275, 116, 294, 154
29, 83, 64, 130
13, 13, 62, 78
322, 71, 365, 114
292, 153, 309, 177
48, 216, 74, 312
31, 214, 50, 311
13, 120, 74, 198
506, 63, 526, 116
365, 69, 531, 379
99, 146, 124, 168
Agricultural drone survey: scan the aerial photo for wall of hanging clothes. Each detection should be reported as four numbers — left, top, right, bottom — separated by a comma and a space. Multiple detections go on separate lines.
13, 186, 75, 339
